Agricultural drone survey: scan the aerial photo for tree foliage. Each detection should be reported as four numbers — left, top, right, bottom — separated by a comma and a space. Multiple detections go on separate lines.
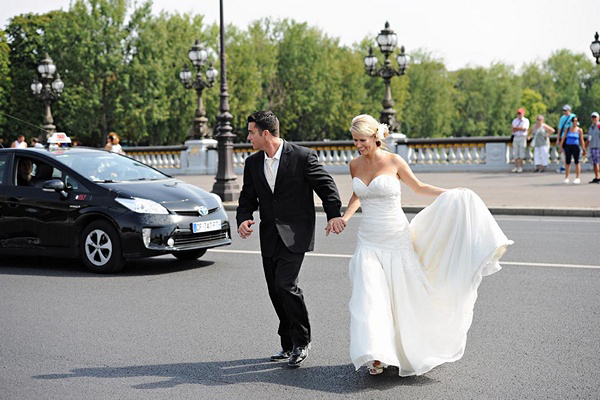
1, 2, 599, 146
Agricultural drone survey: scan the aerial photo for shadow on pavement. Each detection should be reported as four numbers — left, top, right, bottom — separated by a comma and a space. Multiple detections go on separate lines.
33, 358, 437, 394
0, 255, 213, 277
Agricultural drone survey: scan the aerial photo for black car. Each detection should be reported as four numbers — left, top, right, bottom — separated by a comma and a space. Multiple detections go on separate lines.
0, 135, 231, 273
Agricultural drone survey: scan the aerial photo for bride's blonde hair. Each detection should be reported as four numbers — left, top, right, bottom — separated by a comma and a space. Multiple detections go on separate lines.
350, 114, 389, 148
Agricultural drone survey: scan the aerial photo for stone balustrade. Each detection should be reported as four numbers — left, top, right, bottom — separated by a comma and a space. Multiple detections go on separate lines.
124, 135, 590, 175
125, 145, 188, 175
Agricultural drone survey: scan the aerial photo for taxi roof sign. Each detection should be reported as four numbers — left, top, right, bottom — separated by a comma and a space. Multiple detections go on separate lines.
47, 132, 72, 146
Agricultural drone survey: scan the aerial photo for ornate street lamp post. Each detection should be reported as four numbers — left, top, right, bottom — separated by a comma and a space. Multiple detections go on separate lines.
179, 40, 218, 139
212, 0, 240, 201
31, 53, 64, 136
364, 22, 410, 132
591, 32, 600, 65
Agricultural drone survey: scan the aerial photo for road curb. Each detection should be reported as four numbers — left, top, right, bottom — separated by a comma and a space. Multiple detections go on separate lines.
222, 204, 599, 217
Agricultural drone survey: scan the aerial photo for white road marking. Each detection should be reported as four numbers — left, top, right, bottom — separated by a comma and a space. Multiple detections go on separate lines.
499, 261, 600, 269
208, 249, 600, 269
493, 217, 600, 223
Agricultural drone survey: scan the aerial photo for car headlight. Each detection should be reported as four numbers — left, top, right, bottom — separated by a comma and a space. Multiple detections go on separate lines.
115, 197, 169, 214
209, 193, 223, 208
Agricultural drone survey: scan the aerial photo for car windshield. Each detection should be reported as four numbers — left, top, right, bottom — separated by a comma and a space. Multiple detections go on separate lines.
55, 151, 169, 182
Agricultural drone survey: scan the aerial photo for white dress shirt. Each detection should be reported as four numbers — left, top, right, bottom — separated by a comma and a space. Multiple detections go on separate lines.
264, 140, 283, 192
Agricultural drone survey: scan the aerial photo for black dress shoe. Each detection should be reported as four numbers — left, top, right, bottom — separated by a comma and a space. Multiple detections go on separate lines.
287, 346, 308, 368
270, 349, 292, 361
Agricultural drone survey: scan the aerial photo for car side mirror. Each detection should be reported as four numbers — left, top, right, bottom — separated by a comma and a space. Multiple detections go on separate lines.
42, 179, 65, 192
42, 179, 68, 199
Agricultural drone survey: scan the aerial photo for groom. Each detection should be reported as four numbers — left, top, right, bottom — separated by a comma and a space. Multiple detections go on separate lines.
237, 111, 346, 368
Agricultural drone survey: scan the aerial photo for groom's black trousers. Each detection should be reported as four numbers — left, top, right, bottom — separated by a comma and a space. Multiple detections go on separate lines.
262, 236, 311, 350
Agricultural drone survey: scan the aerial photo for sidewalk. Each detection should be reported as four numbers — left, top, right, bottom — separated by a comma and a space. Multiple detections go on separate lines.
175, 171, 600, 217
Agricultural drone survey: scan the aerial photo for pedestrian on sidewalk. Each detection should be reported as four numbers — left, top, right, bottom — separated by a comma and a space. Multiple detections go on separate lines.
11, 134, 27, 148
511, 108, 529, 173
559, 116, 586, 184
557, 105, 576, 173
528, 115, 555, 172
30, 137, 44, 148
587, 112, 600, 184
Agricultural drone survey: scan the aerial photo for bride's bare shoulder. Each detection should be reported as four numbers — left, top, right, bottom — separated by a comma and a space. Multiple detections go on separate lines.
388, 152, 408, 166
349, 155, 364, 175
349, 155, 365, 167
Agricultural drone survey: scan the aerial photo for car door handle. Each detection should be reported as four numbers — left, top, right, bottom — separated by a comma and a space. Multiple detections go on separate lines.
6, 197, 20, 208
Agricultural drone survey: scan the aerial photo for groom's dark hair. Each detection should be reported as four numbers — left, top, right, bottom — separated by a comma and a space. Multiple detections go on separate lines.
248, 111, 279, 137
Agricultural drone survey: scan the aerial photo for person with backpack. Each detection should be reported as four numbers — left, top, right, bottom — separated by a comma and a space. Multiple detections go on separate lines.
557, 105, 576, 173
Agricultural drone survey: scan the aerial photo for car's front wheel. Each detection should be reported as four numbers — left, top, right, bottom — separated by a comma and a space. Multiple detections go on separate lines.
80, 220, 125, 273
172, 249, 207, 261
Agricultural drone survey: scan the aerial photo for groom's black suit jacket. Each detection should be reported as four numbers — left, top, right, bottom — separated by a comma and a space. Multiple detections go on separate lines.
236, 141, 342, 257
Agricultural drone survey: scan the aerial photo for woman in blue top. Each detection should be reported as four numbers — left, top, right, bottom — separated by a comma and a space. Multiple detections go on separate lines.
558, 116, 587, 184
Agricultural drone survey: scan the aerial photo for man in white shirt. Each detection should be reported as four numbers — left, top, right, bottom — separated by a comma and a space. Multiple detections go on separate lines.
511, 108, 530, 173
11, 134, 28, 148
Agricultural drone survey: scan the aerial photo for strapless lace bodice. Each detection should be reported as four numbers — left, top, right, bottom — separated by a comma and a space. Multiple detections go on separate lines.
352, 175, 411, 252
352, 174, 401, 201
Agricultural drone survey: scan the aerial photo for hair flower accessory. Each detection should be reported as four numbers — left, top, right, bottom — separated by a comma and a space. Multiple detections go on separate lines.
376, 124, 388, 140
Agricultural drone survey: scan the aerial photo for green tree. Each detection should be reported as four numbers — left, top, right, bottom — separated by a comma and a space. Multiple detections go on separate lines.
120, 10, 215, 145
4, 12, 63, 141
520, 62, 556, 122
520, 88, 546, 121
43, 0, 144, 145
452, 63, 521, 136
0, 30, 11, 131
579, 66, 600, 130
545, 50, 594, 112
271, 20, 343, 141
401, 50, 456, 138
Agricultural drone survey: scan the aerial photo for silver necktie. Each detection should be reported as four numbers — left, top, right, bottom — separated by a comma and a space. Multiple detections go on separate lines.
266, 158, 276, 191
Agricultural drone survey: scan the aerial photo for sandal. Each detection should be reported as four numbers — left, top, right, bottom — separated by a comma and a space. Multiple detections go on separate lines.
368, 360, 384, 375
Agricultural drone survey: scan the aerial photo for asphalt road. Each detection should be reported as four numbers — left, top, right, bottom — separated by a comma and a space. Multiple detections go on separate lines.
1, 212, 599, 400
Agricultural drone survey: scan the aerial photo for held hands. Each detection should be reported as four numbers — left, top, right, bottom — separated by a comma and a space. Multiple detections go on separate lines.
325, 217, 347, 236
238, 220, 255, 239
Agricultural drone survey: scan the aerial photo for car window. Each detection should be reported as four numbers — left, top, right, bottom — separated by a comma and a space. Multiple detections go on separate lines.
13, 156, 83, 191
64, 174, 81, 190
15, 157, 35, 186
0, 153, 7, 185
55, 152, 169, 182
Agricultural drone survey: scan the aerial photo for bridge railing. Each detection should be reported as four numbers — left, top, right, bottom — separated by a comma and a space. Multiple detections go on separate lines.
125, 145, 188, 175
124, 135, 589, 175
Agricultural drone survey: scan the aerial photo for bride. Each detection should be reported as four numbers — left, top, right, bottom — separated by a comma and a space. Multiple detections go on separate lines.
329, 114, 512, 376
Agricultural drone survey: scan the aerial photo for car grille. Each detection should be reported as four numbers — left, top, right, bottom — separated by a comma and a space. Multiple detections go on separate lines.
173, 230, 229, 248
174, 207, 220, 217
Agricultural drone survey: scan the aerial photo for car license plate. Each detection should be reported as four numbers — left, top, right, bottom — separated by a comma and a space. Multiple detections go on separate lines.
192, 220, 221, 233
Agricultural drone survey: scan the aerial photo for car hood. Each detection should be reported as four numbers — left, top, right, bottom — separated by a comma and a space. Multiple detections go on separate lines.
101, 179, 221, 211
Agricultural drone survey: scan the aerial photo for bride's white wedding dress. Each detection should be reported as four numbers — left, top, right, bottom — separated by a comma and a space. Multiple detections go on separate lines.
349, 175, 512, 376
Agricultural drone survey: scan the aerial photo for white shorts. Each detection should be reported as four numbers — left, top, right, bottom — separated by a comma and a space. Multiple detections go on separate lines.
512, 137, 527, 159
533, 146, 549, 166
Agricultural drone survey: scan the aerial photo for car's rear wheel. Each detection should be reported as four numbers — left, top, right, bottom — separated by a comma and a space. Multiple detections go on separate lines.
172, 249, 207, 261
80, 220, 125, 273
